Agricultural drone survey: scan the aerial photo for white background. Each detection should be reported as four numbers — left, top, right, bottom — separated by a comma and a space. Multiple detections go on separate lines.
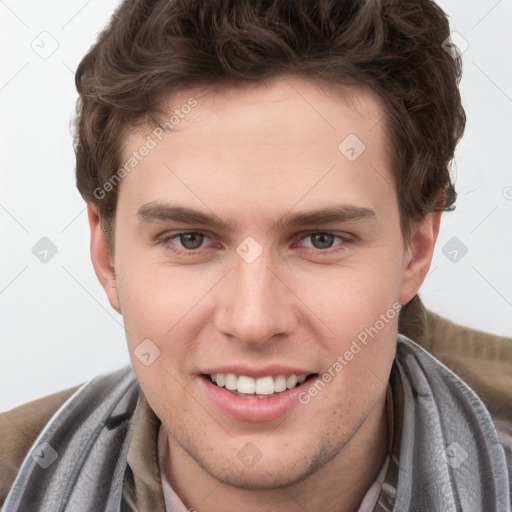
1, 0, 511, 411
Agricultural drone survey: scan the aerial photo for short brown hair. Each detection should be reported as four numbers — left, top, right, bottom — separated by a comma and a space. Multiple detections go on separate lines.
74, 0, 466, 250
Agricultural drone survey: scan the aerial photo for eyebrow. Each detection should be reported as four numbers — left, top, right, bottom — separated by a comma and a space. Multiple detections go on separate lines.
136, 202, 377, 232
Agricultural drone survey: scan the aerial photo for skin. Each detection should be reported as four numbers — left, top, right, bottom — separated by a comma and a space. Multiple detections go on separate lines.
88, 76, 440, 511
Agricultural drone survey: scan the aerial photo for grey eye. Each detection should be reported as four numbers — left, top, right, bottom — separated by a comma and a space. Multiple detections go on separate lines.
179, 233, 205, 250
308, 233, 336, 250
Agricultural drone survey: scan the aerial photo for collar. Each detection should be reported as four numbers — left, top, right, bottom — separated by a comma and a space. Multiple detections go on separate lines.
125, 391, 166, 511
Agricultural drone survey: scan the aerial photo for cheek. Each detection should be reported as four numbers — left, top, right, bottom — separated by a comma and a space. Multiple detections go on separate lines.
116, 257, 212, 337
301, 257, 402, 325
297, 257, 401, 378
116, 264, 202, 412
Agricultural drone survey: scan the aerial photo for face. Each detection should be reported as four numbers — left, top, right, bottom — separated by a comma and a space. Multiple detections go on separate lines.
90, 76, 438, 490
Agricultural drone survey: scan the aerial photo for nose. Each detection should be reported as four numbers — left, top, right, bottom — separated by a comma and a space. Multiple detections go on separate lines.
213, 250, 298, 348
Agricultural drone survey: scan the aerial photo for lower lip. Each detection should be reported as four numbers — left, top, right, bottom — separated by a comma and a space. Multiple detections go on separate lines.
200, 375, 317, 422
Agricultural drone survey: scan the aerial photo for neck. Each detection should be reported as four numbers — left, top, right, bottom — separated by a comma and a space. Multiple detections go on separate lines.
162, 388, 389, 512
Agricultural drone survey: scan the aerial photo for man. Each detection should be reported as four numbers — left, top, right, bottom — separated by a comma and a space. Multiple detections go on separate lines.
1, 0, 511, 510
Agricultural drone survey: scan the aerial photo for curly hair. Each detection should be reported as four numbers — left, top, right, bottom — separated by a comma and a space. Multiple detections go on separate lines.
74, 0, 466, 250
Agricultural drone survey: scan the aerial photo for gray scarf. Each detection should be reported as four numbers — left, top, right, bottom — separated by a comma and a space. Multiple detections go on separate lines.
3, 334, 510, 511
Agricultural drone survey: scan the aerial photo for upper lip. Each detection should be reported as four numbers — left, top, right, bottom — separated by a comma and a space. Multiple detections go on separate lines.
200, 365, 317, 379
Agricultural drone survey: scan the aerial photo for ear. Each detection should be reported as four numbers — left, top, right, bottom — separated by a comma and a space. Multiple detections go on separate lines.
87, 203, 121, 314
399, 212, 441, 305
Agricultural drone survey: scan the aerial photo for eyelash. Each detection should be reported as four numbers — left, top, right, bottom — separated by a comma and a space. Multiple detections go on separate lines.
156, 230, 354, 256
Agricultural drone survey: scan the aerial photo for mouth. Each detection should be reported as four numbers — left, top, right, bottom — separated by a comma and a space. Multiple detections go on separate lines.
199, 366, 322, 421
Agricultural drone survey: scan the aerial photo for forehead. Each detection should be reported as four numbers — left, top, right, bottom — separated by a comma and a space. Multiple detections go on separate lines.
152, 76, 388, 152
117, 76, 395, 224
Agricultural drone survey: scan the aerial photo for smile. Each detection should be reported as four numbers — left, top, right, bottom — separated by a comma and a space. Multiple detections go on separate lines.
200, 372, 319, 421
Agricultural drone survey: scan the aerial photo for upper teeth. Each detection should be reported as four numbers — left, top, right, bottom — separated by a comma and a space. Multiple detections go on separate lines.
211, 373, 308, 395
